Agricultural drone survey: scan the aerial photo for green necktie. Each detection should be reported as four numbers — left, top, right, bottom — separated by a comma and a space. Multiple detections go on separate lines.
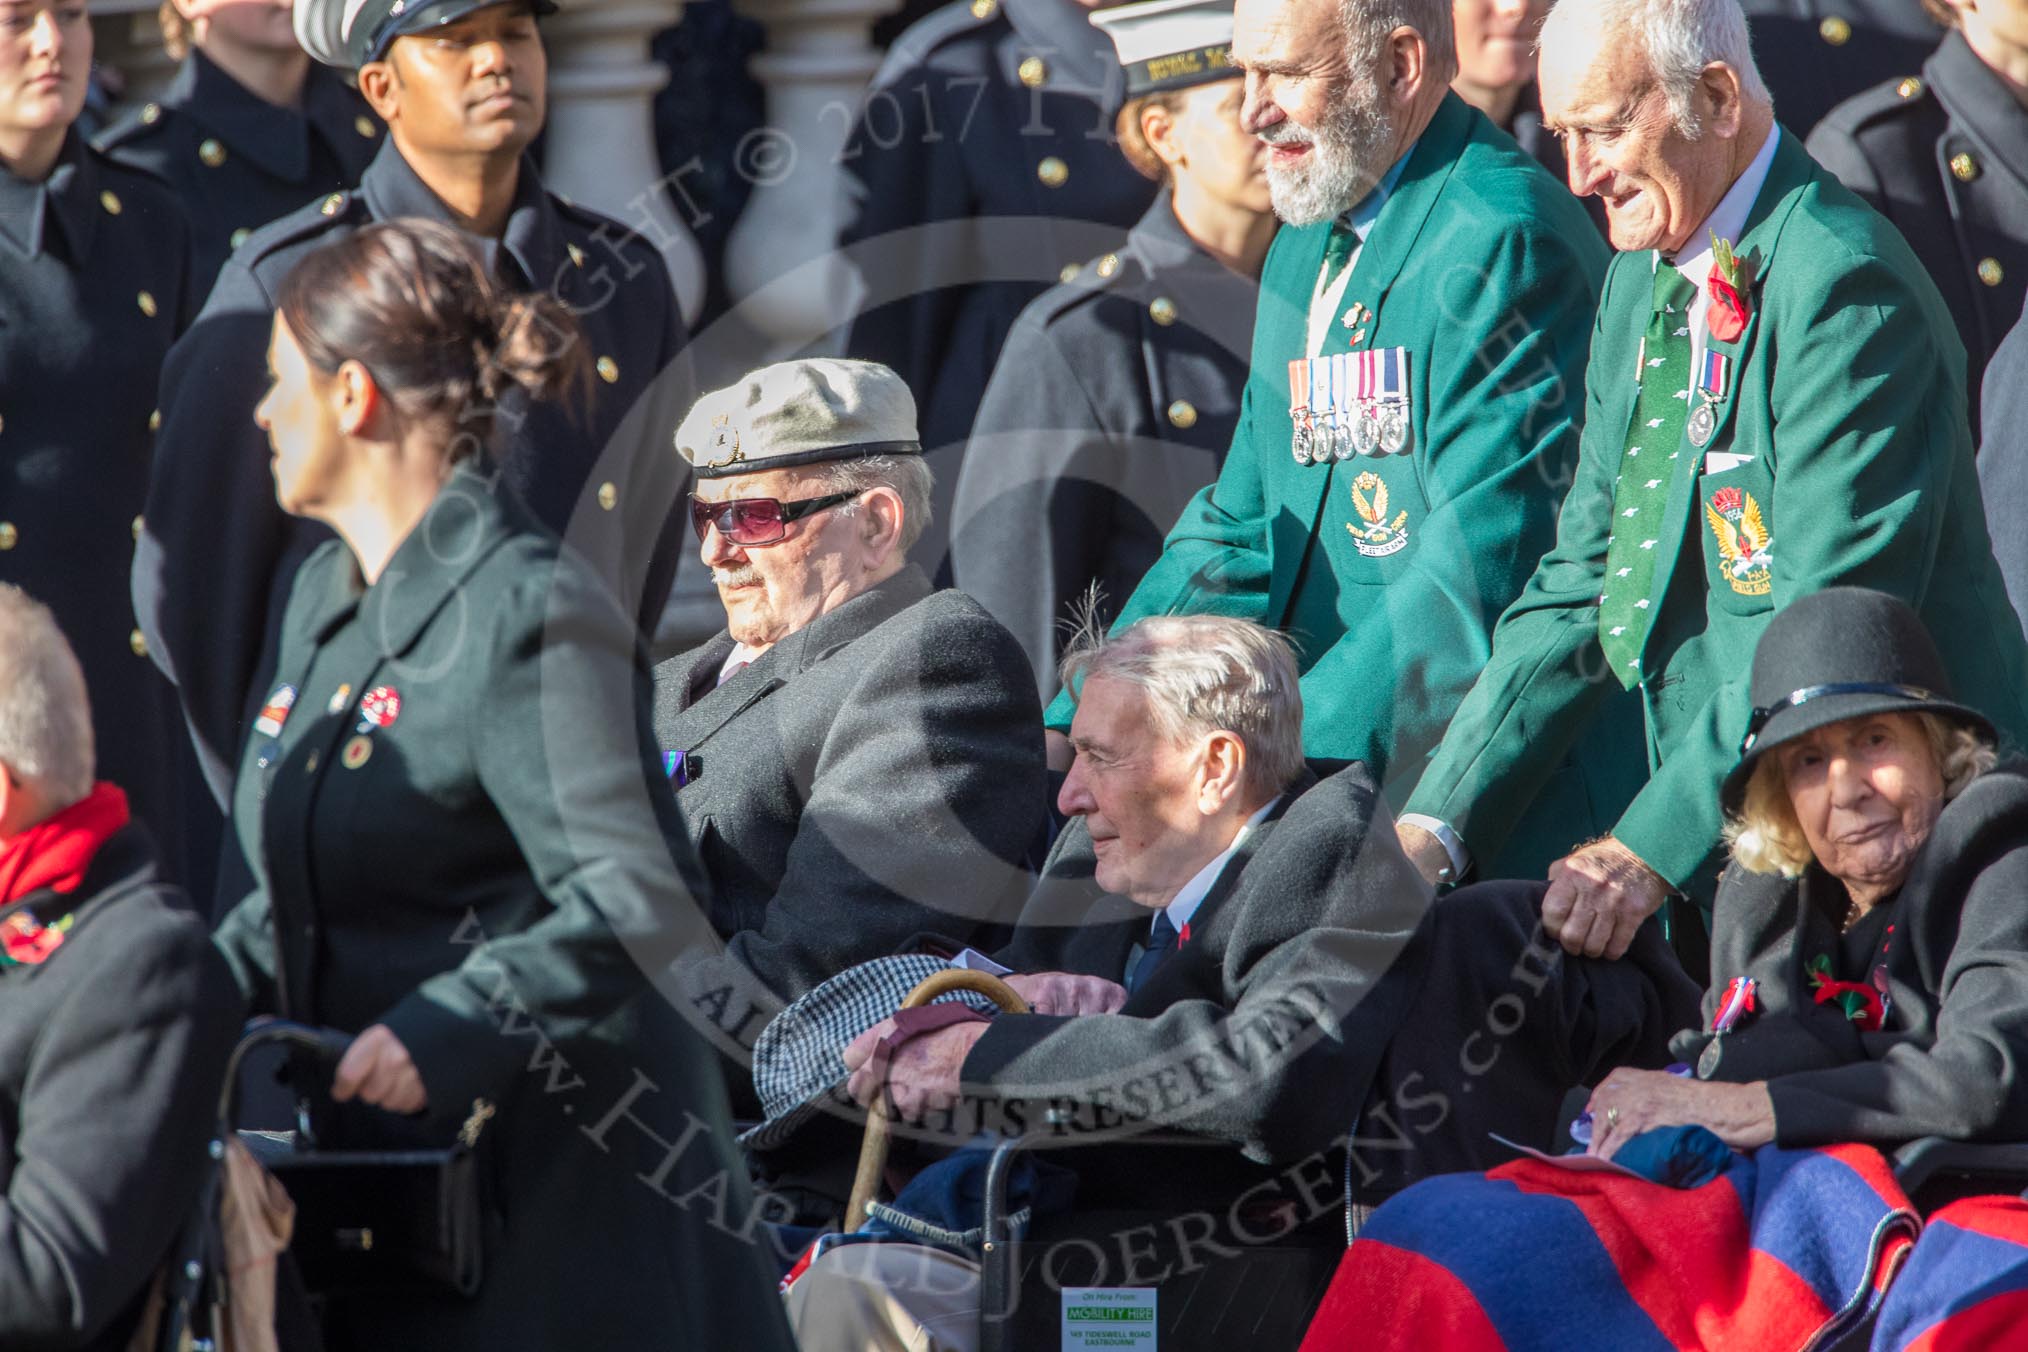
1320, 218, 1358, 291
1597, 262, 1698, 688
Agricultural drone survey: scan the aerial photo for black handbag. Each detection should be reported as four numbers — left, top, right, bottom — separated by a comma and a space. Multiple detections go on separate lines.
230, 1021, 494, 1299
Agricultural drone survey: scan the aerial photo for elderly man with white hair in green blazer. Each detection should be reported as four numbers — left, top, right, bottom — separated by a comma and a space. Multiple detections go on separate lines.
1398, 0, 2028, 962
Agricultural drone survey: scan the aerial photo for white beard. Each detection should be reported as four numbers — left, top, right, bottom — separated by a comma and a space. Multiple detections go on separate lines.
1259, 74, 1396, 226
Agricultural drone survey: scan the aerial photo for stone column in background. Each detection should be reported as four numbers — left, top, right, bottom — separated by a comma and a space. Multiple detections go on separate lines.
721, 0, 902, 353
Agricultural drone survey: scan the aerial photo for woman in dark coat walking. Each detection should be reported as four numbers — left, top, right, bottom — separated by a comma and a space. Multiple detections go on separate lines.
211, 219, 793, 1350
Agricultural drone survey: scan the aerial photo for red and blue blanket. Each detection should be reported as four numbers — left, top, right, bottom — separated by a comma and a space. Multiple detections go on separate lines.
1870, 1195, 2028, 1350
1300, 1144, 1918, 1351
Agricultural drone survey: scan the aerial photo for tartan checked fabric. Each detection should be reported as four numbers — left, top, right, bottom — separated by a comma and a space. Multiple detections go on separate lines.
743, 953, 1003, 1150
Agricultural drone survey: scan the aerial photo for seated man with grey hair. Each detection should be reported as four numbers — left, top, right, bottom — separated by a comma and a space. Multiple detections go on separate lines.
0, 586, 241, 1348
782, 614, 1702, 1351
780, 613, 1438, 1352
656, 358, 1048, 1097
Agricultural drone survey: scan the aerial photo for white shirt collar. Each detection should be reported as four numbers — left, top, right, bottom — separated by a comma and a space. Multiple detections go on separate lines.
717, 641, 766, 686
1664, 124, 1780, 294
1161, 796, 1282, 938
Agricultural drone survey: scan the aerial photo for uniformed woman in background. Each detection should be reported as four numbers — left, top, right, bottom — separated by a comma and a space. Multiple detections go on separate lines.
211, 219, 791, 1351
98, 0, 381, 286
950, 0, 1269, 703
0, 0, 193, 874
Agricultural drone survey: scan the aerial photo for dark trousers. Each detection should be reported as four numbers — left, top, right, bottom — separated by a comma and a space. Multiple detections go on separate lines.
1346, 879, 1704, 1201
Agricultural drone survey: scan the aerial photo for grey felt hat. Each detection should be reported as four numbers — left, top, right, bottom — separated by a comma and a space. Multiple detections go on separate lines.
675, 359, 922, 480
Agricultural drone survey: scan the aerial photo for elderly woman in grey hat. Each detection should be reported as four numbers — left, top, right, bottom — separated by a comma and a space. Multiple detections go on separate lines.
1583, 586, 2028, 1160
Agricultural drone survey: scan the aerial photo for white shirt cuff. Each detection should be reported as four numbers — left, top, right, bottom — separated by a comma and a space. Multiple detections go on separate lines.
1398, 813, 1471, 882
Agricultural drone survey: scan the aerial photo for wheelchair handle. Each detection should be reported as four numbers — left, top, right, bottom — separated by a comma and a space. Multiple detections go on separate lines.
217, 1018, 355, 1126
844, 969, 1030, 1232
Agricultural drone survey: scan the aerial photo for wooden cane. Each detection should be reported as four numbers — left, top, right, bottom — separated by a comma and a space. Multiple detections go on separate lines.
843, 969, 1030, 1232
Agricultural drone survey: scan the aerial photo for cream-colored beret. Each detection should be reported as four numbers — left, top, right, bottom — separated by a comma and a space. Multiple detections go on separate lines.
676, 359, 922, 478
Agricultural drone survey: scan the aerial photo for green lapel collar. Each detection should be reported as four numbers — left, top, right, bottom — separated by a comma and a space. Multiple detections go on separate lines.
1638, 129, 1811, 661
1269, 95, 1474, 608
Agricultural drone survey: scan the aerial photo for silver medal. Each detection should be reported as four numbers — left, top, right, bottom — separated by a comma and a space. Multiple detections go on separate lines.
1292, 424, 1313, 465
1688, 401, 1716, 448
1379, 405, 1409, 455
1352, 410, 1381, 457
1696, 1037, 1723, 1079
1332, 421, 1357, 461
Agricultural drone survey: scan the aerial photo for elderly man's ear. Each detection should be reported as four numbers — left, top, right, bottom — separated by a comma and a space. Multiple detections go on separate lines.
1695, 61, 1748, 140
0, 765, 39, 839
858, 485, 908, 561
1195, 731, 1249, 816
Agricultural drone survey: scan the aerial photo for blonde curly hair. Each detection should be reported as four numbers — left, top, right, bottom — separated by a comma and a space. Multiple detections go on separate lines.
1724, 712, 1997, 878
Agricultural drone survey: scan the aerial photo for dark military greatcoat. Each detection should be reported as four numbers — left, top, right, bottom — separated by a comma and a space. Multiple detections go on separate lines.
212, 463, 793, 1351
1739, 0, 1943, 138
951, 190, 1256, 701
97, 51, 382, 288
1809, 30, 2028, 421
1978, 292, 2028, 630
838, 0, 1160, 576
0, 135, 193, 857
133, 139, 692, 809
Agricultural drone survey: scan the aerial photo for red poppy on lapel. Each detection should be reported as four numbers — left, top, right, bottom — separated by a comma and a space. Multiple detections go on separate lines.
1708, 233, 1752, 343
1178, 922, 1191, 947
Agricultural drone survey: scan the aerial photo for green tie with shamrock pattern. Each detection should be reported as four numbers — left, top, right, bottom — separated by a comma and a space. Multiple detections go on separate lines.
1597, 260, 1699, 688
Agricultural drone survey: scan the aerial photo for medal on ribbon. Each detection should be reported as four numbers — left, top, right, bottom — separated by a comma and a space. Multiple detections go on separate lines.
1689, 349, 1728, 447
254, 684, 296, 740
1287, 358, 1314, 465
1362, 347, 1412, 455
1711, 976, 1757, 1034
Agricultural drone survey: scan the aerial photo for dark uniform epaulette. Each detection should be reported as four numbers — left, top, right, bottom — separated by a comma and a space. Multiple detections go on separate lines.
1038, 246, 1149, 320
94, 99, 177, 154
878, 0, 1005, 74
1814, 71, 1931, 136
235, 189, 366, 269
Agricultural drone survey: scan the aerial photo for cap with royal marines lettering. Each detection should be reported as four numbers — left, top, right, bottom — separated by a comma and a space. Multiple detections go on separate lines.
1090, 0, 1236, 97
295, 0, 558, 70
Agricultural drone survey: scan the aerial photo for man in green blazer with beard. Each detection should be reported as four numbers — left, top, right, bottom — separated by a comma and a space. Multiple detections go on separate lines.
1398, 0, 2028, 959
1045, 0, 1641, 880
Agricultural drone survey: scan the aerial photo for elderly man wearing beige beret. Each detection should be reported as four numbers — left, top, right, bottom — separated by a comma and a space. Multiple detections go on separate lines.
657, 358, 1049, 1114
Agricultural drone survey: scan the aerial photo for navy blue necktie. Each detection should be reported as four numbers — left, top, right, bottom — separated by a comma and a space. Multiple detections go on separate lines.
1126, 910, 1179, 996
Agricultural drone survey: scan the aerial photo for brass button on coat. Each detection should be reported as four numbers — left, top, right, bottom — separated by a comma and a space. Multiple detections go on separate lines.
1096, 253, 1119, 278
321, 193, 346, 216
0, 522, 17, 551
597, 482, 619, 511
129, 629, 148, 657
1897, 77, 1923, 99
1951, 152, 1981, 182
199, 139, 227, 168
1818, 16, 1851, 43
1167, 400, 1198, 429
355, 115, 377, 139
970, 0, 996, 17
1037, 157, 1069, 188
1149, 297, 1177, 326
137, 291, 158, 318
1979, 257, 2005, 287
99, 190, 121, 215
597, 357, 620, 384
1018, 56, 1047, 87
1059, 262, 1081, 283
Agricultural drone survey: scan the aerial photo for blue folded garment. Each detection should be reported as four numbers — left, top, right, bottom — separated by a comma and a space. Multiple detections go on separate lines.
1609, 1124, 1734, 1189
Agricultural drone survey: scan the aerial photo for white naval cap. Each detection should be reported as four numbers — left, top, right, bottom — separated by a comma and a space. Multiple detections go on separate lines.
1090, 0, 1236, 96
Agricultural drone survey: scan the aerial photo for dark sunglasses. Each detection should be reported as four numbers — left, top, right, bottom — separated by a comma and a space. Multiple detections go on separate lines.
688, 490, 862, 546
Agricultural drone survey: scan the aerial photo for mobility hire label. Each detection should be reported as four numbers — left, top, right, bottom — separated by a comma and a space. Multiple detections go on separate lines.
1062, 1288, 1157, 1349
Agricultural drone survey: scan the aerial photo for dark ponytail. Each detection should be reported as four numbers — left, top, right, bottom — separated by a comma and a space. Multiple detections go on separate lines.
274, 218, 591, 461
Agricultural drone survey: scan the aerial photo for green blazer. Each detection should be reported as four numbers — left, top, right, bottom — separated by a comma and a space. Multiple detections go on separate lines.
1044, 95, 1633, 872
1405, 130, 2028, 886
